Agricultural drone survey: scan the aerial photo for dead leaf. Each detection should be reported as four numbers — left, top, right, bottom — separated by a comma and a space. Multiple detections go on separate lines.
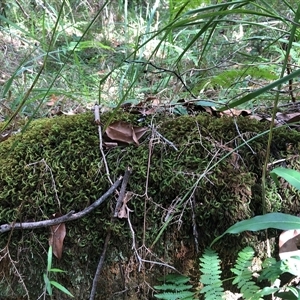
279, 229, 300, 260
106, 121, 148, 145
145, 95, 160, 106
221, 109, 251, 117
276, 112, 300, 124
49, 213, 66, 260
46, 95, 59, 107
118, 192, 133, 218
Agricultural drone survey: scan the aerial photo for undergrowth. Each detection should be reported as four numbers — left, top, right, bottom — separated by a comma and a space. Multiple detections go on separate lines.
156, 242, 300, 299
154, 274, 195, 300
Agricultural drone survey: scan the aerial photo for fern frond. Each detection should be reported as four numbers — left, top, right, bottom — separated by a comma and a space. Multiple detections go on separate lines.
258, 257, 281, 284
154, 283, 193, 291
231, 246, 262, 300
154, 291, 195, 299
154, 274, 195, 300
199, 248, 224, 300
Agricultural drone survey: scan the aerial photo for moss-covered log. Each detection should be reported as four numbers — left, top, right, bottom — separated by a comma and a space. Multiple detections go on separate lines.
0, 112, 300, 299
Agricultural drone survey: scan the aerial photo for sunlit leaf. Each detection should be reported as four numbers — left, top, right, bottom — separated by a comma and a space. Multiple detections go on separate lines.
43, 273, 52, 295
50, 280, 74, 297
270, 168, 300, 191
211, 213, 300, 246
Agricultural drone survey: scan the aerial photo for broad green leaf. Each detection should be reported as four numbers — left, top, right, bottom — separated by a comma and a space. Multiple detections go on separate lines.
270, 168, 300, 191
211, 213, 300, 246
195, 101, 215, 107
275, 287, 300, 300
47, 246, 53, 271
259, 287, 280, 296
49, 268, 66, 273
43, 273, 52, 296
50, 281, 74, 297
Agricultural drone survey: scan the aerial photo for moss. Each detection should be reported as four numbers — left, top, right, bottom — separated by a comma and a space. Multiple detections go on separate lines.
1, 112, 300, 298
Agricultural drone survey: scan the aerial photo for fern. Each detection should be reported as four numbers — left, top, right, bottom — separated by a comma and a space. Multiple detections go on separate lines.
258, 257, 282, 284
231, 246, 262, 300
154, 274, 195, 300
199, 248, 224, 300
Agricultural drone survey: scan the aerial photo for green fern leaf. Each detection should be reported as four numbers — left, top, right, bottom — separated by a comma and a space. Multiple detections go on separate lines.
231, 247, 262, 300
258, 257, 282, 284
154, 274, 195, 300
154, 283, 193, 291
154, 291, 195, 299
199, 248, 224, 300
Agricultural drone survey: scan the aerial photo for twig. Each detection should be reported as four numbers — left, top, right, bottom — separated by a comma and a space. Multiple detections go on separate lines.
190, 195, 199, 254
233, 117, 256, 154
89, 230, 111, 300
114, 166, 132, 217
95, 104, 113, 185
0, 177, 123, 233
126, 205, 179, 273
125, 60, 197, 99
148, 125, 178, 151
26, 159, 61, 211
90, 166, 132, 298
0, 247, 30, 299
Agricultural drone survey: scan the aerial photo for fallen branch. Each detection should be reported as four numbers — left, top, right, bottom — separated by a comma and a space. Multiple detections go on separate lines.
0, 176, 123, 233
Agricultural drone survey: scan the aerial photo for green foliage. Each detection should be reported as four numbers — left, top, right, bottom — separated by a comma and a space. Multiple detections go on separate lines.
231, 247, 261, 300
211, 165, 300, 245
258, 257, 281, 284
203, 167, 300, 300
270, 167, 300, 191
154, 274, 195, 300
199, 248, 224, 300
43, 246, 74, 298
198, 245, 300, 300
201, 66, 278, 90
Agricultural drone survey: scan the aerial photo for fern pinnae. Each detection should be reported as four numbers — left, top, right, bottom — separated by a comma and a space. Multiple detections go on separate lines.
154, 274, 195, 300
231, 246, 262, 300
199, 248, 224, 300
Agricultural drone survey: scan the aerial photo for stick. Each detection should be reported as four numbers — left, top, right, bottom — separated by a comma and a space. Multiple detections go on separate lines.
114, 166, 132, 217
0, 177, 123, 233
89, 230, 111, 300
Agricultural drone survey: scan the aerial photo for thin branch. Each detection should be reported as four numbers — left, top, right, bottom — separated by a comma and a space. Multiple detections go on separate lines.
0, 177, 123, 233
125, 60, 197, 99
148, 125, 178, 151
95, 104, 113, 185
114, 166, 132, 217
89, 230, 111, 300
126, 206, 179, 273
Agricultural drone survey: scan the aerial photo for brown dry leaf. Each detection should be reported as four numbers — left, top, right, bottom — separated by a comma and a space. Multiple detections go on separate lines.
49, 213, 66, 260
106, 121, 148, 145
221, 109, 251, 117
145, 95, 160, 106
249, 115, 265, 121
279, 229, 300, 260
46, 95, 59, 107
276, 112, 300, 124
118, 192, 133, 218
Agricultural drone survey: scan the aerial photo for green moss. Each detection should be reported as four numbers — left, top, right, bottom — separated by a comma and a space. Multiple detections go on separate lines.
1, 112, 300, 298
